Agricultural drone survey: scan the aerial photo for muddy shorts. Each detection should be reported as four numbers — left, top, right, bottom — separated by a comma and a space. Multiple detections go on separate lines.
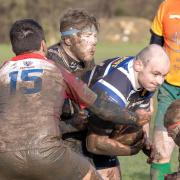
0, 145, 91, 180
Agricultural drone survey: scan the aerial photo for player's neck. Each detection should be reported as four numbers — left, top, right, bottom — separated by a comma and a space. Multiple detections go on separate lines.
62, 44, 80, 63
134, 71, 141, 90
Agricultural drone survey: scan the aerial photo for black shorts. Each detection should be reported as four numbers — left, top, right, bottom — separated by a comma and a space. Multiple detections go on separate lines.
92, 154, 120, 170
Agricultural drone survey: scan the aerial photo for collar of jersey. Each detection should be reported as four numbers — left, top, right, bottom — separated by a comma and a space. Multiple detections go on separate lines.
11, 53, 47, 61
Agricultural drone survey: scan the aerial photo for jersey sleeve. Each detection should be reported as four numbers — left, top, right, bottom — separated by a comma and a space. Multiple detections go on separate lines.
59, 65, 97, 108
91, 68, 128, 109
151, 1, 166, 36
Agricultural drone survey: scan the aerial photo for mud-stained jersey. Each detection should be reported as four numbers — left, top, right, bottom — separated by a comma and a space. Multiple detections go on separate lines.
0, 53, 96, 152
88, 56, 154, 111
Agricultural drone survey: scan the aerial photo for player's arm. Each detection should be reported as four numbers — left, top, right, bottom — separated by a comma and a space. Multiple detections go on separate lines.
88, 86, 150, 126
150, 1, 164, 47
86, 132, 143, 156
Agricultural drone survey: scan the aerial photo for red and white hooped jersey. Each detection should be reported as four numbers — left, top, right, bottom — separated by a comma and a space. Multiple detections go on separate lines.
0, 53, 96, 152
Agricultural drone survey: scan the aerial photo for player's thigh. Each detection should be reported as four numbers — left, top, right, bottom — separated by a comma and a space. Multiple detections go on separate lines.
0, 151, 28, 180
83, 164, 103, 180
97, 165, 121, 180
29, 147, 100, 180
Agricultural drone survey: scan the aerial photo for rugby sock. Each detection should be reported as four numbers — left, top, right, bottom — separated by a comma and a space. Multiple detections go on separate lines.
150, 162, 171, 180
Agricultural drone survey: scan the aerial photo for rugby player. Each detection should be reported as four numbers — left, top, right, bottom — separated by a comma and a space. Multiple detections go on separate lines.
85, 44, 170, 179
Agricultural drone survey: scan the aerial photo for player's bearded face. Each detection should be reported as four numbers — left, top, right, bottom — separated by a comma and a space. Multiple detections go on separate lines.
70, 25, 97, 62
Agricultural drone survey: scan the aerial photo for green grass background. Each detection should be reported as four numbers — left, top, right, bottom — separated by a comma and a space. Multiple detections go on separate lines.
0, 42, 178, 180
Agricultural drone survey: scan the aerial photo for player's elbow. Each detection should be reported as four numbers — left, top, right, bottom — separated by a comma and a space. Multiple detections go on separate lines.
86, 143, 98, 154
86, 133, 102, 154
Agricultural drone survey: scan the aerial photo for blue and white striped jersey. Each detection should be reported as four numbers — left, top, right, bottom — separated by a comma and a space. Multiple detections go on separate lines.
87, 56, 154, 111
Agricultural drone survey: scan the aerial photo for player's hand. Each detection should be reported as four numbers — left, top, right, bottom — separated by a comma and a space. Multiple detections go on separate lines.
73, 109, 89, 130
71, 101, 89, 130
135, 108, 152, 126
165, 172, 180, 180
142, 133, 156, 164
130, 136, 144, 155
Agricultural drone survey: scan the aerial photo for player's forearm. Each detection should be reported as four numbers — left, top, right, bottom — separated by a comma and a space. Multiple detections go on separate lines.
88, 89, 138, 126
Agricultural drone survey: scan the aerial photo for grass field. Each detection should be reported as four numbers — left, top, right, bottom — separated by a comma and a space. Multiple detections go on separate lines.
0, 42, 179, 180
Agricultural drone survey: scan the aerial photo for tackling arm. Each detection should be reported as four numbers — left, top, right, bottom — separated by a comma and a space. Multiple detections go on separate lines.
88, 87, 150, 126
60, 66, 150, 126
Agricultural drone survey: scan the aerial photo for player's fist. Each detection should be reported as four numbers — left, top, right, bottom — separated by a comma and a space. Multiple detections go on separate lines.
135, 108, 152, 126
142, 136, 156, 164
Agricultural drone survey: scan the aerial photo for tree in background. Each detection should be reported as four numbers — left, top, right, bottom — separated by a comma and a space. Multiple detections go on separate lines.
0, 0, 162, 44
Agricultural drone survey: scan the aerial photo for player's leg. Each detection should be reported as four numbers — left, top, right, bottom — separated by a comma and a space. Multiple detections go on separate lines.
151, 128, 175, 180
150, 82, 179, 180
0, 150, 30, 180
83, 164, 103, 180
97, 165, 121, 180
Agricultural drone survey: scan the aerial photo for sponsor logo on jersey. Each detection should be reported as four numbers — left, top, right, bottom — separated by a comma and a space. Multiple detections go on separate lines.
23, 61, 33, 67
169, 14, 180, 19
111, 56, 128, 67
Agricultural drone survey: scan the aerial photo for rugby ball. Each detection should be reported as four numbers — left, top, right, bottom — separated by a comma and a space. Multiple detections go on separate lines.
109, 124, 143, 146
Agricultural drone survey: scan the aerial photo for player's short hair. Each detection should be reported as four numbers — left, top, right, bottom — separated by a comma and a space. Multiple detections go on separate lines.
164, 100, 180, 127
135, 46, 151, 66
10, 19, 45, 55
135, 44, 166, 66
60, 8, 99, 34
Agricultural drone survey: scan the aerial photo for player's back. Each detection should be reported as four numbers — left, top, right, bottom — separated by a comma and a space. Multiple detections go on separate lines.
0, 54, 65, 152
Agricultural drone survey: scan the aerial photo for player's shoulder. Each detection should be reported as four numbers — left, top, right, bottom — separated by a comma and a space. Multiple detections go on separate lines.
161, 0, 169, 5
100, 56, 133, 68
99, 56, 120, 66
48, 42, 60, 51
47, 42, 62, 61
160, 0, 172, 8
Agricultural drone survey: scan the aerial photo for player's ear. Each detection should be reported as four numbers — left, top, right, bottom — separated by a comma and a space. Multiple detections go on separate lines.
40, 40, 47, 54
133, 59, 143, 72
64, 37, 72, 46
